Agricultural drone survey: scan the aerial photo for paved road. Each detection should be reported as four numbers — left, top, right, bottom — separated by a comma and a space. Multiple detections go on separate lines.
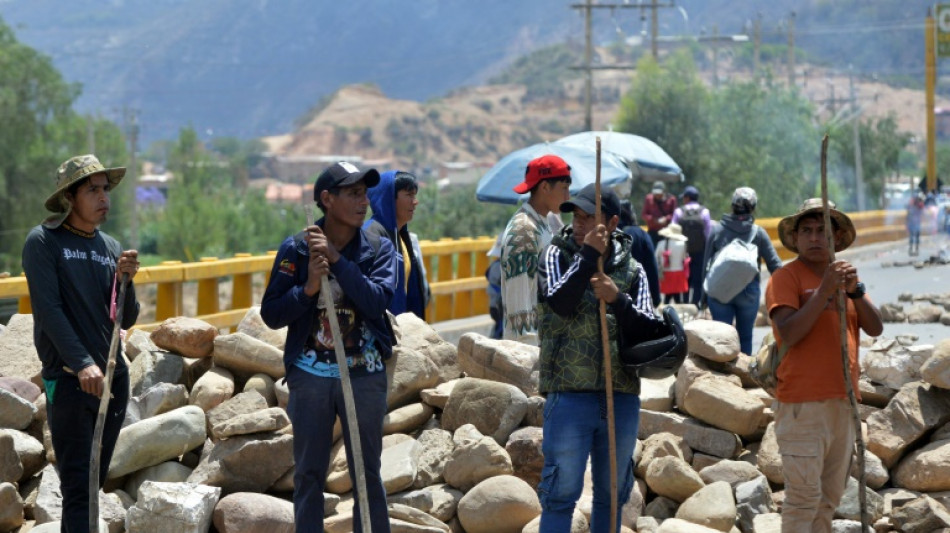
751, 233, 950, 350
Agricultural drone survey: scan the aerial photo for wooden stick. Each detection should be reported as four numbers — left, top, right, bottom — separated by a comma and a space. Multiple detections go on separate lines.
819, 134, 869, 532
89, 273, 129, 532
595, 137, 619, 533
305, 205, 373, 533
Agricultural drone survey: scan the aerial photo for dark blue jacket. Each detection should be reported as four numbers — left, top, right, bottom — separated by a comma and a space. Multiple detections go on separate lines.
623, 225, 661, 307
261, 219, 397, 372
364, 170, 429, 319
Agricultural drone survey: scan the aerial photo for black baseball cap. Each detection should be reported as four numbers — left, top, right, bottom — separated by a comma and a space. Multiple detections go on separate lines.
313, 162, 380, 201
560, 183, 621, 219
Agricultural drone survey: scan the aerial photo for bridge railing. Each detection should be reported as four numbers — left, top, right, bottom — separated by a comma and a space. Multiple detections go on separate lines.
0, 210, 907, 330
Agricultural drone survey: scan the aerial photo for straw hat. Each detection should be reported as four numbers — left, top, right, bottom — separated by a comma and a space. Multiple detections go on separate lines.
777, 198, 856, 254
658, 223, 688, 241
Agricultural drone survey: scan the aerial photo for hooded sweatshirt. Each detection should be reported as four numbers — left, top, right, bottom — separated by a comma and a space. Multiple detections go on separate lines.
702, 213, 783, 289
364, 170, 429, 319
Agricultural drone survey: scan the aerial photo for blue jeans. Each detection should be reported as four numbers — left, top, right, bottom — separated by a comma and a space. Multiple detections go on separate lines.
286, 366, 390, 533
538, 391, 641, 533
708, 279, 760, 356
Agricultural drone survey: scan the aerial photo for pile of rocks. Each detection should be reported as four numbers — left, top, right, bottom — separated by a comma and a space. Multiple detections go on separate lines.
880, 292, 950, 325
1, 310, 950, 532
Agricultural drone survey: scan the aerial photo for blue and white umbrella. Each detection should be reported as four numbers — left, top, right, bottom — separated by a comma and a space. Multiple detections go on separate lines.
476, 142, 631, 204
555, 130, 683, 183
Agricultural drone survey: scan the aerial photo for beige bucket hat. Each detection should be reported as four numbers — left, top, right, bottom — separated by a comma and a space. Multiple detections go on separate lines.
777, 198, 856, 254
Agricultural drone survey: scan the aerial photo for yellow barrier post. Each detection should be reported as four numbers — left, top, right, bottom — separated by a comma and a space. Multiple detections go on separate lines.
435, 238, 455, 322
453, 239, 474, 318
423, 254, 435, 316
196, 257, 220, 316
155, 261, 184, 321
232, 253, 254, 310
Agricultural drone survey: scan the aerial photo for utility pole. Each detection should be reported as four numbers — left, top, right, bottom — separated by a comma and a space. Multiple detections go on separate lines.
926, 9, 938, 193
753, 13, 762, 77
787, 11, 796, 88
584, 0, 593, 133
849, 66, 865, 211
124, 107, 140, 249
650, 0, 659, 59
712, 25, 720, 88
571, 1, 675, 131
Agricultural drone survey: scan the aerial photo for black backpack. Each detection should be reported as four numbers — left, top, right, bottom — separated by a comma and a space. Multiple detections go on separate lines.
679, 204, 706, 255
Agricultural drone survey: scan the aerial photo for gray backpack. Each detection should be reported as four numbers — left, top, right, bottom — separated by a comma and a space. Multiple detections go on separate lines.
703, 230, 759, 302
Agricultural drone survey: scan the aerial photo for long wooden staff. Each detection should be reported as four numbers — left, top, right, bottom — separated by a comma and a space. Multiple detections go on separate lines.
89, 273, 129, 532
595, 137, 620, 533
819, 134, 868, 531
305, 205, 373, 533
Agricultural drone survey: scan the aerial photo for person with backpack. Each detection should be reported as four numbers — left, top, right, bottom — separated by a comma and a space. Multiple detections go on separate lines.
765, 198, 882, 532
364, 170, 430, 319
655, 223, 689, 304
261, 162, 396, 533
672, 185, 712, 305
702, 187, 783, 356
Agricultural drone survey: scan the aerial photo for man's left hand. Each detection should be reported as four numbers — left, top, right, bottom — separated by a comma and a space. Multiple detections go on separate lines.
117, 250, 139, 278
591, 272, 620, 303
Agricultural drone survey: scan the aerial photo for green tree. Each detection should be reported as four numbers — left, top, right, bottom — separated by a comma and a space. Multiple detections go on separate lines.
0, 18, 128, 271
827, 114, 911, 210
614, 51, 713, 205
156, 127, 302, 261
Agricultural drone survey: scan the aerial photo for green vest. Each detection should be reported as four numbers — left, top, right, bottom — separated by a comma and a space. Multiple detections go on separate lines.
538, 232, 641, 395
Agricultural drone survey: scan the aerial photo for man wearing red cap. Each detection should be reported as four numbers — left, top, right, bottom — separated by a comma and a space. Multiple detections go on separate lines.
500, 154, 572, 344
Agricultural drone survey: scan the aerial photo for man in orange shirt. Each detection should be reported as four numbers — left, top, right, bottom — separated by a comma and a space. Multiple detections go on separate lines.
765, 198, 883, 533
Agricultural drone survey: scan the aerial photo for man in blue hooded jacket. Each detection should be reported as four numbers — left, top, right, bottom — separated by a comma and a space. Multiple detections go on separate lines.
261, 161, 396, 533
364, 170, 430, 319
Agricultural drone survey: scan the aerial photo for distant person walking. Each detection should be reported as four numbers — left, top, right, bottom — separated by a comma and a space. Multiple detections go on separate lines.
364, 170, 430, 319
702, 187, 782, 355
655, 223, 689, 304
906, 191, 925, 256
671, 185, 712, 305
22, 154, 141, 533
641, 180, 677, 247
500, 154, 572, 344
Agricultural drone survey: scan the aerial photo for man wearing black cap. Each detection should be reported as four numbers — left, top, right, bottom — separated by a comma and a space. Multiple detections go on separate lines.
261, 161, 397, 533
536, 183, 664, 533
671, 185, 712, 305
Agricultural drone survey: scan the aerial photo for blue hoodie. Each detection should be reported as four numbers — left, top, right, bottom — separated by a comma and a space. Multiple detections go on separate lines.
364, 170, 429, 319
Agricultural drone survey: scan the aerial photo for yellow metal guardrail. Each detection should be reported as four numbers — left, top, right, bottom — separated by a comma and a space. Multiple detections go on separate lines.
0, 210, 907, 330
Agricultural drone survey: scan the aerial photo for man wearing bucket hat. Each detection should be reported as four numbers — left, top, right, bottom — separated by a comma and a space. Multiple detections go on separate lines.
500, 154, 572, 344
765, 198, 882, 533
21, 154, 141, 532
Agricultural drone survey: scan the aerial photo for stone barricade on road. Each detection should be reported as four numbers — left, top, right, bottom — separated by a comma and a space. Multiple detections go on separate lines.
0, 312, 950, 532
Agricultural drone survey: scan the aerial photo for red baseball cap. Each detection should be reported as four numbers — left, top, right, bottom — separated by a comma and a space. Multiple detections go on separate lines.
513, 154, 571, 194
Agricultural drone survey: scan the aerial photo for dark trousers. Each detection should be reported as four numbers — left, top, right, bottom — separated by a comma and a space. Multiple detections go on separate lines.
286, 365, 391, 533
48, 371, 129, 533
687, 251, 704, 305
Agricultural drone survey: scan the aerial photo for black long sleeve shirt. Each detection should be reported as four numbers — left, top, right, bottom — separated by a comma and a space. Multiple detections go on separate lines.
22, 224, 139, 380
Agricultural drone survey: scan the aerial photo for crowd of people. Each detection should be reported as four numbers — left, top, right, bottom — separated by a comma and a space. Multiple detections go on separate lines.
23, 151, 884, 533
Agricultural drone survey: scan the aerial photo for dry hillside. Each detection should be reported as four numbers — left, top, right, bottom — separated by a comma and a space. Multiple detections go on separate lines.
263, 60, 947, 174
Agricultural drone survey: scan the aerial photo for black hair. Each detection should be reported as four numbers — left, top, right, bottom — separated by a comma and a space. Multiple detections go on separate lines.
619, 200, 637, 227
528, 175, 571, 194
794, 212, 840, 232
316, 187, 340, 213
65, 177, 91, 199
394, 171, 418, 195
